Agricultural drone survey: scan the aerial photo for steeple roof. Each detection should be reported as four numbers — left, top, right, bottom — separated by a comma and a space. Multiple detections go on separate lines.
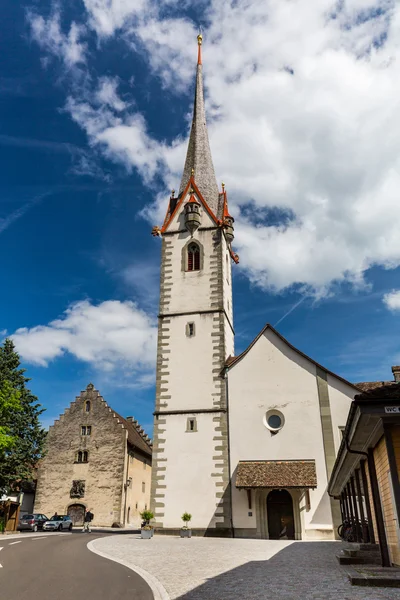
179, 35, 220, 216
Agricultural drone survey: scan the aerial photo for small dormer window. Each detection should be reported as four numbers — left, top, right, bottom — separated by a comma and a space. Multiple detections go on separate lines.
187, 243, 200, 271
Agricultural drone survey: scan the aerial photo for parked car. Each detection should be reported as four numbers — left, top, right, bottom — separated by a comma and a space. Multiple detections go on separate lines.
42, 515, 73, 532
18, 514, 49, 532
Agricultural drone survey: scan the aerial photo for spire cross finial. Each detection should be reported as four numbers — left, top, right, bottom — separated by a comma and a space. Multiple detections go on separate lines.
197, 33, 202, 65
221, 182, 225, 192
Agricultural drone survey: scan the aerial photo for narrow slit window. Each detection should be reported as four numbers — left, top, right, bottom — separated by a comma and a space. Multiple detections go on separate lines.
83, 451, 88, 463
186, 322, 195, 337
186, 417, 197, 432
187, 243, 200, 271
142, 482, 145, 493
85, 401, 91, 412
77, 451, 83, 463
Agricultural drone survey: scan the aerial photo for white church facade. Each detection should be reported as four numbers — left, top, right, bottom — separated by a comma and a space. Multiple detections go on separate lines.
150, 35, 358, 540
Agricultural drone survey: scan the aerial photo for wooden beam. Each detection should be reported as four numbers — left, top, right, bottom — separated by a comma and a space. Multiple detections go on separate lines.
360, 459, 375, 544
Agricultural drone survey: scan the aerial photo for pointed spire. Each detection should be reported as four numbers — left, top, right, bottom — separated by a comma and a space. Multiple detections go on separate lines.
197, 33, 202, 65
221, 183, 232, 219
179, 35, 220, 216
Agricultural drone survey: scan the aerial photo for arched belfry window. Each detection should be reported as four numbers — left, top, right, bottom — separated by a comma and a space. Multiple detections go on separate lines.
187, 243, 200, 271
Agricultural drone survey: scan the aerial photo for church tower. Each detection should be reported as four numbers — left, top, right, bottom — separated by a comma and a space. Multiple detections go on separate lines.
150, 35, 239, 535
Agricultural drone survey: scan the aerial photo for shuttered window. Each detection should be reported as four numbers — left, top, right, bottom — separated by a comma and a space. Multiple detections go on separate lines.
187, 243, 200, 271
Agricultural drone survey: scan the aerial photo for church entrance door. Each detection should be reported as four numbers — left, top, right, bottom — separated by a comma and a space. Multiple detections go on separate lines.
67, 503, 85, 526
267, 489, 295, 540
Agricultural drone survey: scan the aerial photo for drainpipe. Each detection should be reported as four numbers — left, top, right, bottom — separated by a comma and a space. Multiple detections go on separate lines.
224, 367, 235, 538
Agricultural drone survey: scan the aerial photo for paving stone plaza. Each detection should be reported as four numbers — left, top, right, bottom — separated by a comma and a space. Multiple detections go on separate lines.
91, 536, 400, 599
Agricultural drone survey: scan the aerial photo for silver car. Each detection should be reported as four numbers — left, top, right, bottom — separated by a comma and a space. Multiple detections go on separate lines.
18, 513, 49, 532
42, 515, 73, 532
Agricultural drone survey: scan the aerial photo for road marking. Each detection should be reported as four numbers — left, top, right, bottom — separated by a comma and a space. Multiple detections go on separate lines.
0, 547, 3, 551
8, 541, 22, 545
0, 564, 2, 568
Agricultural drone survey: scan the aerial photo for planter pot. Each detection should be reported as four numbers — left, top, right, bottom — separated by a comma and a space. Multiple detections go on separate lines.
180, 528, 192, 538
141, 529, 152, 539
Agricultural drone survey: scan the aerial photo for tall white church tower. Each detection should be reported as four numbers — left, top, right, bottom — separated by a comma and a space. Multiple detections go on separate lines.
150, 35, 239, 535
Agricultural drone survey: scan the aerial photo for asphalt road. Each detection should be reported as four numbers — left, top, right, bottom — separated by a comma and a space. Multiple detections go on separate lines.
0, 531, 154, 600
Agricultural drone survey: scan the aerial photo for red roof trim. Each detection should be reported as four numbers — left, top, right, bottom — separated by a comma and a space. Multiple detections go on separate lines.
225, 323, 361, 391
222, 191, 233, 220
161, 177, 219, 233
161, 179, 192, 233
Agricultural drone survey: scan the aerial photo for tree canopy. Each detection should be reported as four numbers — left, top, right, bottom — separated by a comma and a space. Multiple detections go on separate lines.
0, 339, 46, 494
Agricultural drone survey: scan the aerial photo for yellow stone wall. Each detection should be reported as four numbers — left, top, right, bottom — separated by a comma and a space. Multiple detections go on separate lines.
374, 435, 400, 566
125, 453, 152, 528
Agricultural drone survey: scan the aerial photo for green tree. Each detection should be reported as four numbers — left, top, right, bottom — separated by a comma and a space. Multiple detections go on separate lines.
0, 380, 22, 452
0, 339, 46, 494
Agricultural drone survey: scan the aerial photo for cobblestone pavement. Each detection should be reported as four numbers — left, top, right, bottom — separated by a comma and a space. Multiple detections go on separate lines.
92, 535, 400, 599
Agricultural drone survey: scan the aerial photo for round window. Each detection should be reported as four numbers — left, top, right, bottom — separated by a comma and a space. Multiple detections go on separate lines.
264, 409, 285, 432
267, 414, 282, 429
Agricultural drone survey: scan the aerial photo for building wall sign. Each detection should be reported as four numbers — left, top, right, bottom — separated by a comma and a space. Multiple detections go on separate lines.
385, 407, 400, 414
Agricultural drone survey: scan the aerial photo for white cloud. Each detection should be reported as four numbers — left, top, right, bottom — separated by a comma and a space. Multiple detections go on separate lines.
383, 290, 400, 311
82, 0, 149, 37
30, 1, 400, 295
10, 300, 157, 380
28, 9, 87, 67
95, 76, 127, 111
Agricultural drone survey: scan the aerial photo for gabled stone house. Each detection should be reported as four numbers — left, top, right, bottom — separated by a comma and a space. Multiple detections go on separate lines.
34, 383, 152, 528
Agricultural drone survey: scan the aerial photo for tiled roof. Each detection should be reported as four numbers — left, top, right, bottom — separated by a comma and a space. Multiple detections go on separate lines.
355, 382, 400, 401
115, 412, 152, 457
235, 460, 317, 489
355, 381, 392, 392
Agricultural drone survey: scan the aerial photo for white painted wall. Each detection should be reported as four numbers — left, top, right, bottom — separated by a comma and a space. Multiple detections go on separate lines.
327, 375, 356, 452
160, 413, 223, 529
166, 313, 216, 410
227, 327, 356, 539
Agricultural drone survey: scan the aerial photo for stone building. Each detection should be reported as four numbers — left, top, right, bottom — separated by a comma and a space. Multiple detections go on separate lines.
149, 36, 376, 540
34, 383, 152, 528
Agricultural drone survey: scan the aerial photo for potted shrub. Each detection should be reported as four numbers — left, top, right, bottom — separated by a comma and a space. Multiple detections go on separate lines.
140, 510, 154, 539
180, 512, 192, 538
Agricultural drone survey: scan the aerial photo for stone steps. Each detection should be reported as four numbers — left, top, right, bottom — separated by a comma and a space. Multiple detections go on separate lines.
337, 551, 381, 565
347, 566, 400, 588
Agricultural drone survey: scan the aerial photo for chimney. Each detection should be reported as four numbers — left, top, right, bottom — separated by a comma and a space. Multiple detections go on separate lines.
126, 416, 134, 422
392, 366, 400, 383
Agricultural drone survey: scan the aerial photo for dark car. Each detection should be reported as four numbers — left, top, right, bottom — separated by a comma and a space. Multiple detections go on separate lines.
18, 513, 49, 532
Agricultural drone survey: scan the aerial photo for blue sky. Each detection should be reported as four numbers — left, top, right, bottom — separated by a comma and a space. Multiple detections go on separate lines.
1, 1, 400, 435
